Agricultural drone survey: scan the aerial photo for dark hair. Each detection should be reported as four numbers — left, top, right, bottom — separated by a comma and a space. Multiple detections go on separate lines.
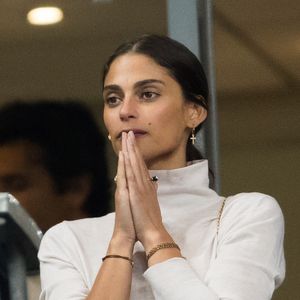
102, 34, 209, 160
0, 100, 110, 217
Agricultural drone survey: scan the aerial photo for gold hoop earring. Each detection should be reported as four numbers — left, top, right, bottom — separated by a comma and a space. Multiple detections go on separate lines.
190, 128, 196, 145
108, 134, 111, 141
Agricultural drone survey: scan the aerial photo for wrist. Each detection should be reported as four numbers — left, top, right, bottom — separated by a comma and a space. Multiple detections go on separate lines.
147, 246, 182, 267
142, 228, 174, 254
108, 235, 135, 257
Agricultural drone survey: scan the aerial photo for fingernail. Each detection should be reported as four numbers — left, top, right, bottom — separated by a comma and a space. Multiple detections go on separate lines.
129, 131, 135, 140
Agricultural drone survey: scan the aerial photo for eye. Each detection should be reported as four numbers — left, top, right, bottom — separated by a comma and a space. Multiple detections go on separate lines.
141, 91, 159, 101
105, 95, 121, 107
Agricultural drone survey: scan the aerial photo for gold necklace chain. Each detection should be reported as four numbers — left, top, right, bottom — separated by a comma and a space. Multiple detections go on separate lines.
217, 198, 227, 235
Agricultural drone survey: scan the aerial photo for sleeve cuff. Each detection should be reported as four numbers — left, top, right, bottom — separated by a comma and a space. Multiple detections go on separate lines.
143, 257, 218, 300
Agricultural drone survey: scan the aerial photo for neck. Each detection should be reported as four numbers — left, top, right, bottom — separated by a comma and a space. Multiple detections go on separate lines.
145, 139, 189, 170
146, 152, 187, 170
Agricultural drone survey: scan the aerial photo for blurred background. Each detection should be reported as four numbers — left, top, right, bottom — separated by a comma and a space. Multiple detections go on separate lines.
0, 0, 299, 299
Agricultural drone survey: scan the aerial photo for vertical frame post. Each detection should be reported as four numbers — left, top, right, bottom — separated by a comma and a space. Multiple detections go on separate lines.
167, 0, 220, 192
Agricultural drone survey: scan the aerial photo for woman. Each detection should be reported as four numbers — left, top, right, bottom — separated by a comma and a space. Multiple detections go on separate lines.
39, 35, 285, 300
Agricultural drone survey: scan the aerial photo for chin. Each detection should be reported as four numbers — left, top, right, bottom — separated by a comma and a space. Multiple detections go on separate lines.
139, 149, 160, 167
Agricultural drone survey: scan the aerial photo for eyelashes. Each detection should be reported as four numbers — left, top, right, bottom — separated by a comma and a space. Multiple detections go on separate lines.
104, 90, 161, 107
104, 96, 121, 107
140, 91, 160, 101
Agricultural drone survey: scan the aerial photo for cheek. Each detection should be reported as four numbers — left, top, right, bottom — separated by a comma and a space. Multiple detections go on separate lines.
103, 110, 115, 130
16, 191, 38, 212
103, 113, 120, 154
158, 113, 187, 146
153, 105, 186, 131
103, 110, 110, 132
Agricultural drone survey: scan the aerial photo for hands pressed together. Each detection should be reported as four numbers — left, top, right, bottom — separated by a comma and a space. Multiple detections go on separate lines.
89, 131, 181, 299
112, 131, 178, 263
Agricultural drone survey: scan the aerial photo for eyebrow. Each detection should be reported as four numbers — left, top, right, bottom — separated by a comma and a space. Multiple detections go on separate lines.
0, 174, 27, 186
103, 79, 165, 94
133, 79, 165, 89
102, 84, 122, 94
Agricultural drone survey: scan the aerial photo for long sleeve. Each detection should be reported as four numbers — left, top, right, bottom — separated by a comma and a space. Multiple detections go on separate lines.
144, 193, 285, 300
38, 223, 90, 300
38, 161, 286, 300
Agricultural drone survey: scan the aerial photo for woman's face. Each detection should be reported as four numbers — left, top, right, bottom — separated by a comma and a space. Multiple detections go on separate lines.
103, 53, 201, 169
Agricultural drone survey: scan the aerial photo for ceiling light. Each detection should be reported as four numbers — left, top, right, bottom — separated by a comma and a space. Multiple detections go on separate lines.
27, 7, 63, 26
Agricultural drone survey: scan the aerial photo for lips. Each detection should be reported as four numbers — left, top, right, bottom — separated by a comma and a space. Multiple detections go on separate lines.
117, 129, 147, 139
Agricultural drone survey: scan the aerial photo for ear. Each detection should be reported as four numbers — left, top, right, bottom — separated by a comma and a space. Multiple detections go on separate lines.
184, 101, 207, 129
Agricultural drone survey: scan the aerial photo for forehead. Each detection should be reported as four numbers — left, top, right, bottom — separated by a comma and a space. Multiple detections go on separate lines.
0, 141, 42, 169
104, 53, 171, 86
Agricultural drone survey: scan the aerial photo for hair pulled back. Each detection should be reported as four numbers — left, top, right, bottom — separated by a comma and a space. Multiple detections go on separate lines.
102, 34, 209, 160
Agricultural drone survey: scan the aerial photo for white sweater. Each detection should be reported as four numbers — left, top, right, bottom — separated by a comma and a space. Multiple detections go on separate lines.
38, 160, 285, 300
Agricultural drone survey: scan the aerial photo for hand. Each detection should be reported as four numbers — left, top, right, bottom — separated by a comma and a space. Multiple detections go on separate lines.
111, 141, 136, 249
123, 131, 172, 251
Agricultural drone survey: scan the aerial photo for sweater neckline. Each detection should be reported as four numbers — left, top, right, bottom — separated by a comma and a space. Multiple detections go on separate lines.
149, 160, 212, 197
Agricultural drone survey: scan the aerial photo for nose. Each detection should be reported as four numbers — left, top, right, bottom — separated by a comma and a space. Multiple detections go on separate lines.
119, 98, 138, 121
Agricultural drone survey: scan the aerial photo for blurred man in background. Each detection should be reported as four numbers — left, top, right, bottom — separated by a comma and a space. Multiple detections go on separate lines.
0, 100, 111, 232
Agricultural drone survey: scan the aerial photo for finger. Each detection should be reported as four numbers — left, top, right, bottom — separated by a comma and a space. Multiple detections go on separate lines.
122, 132, 135, 186
126, 131, 145, 186
124, 143, 145, 209
122, 132, 137, 186
115, 152, 129, 216
116, 150, 127, 190
123, 144, 136, 189
114, 152, 135, 237
122, 131, 128, 154
128, 131, 151, 185
128, 131, 147, 171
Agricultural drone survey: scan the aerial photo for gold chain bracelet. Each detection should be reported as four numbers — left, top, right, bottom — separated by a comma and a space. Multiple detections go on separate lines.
146, 242, 180, 261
